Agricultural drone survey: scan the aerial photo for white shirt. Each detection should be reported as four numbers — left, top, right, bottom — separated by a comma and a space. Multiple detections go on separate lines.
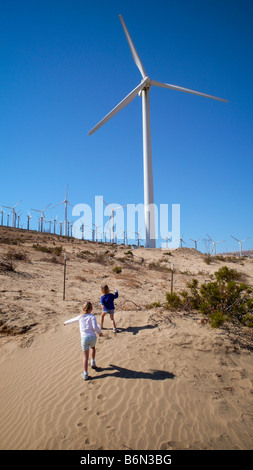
64, 313, 101, 338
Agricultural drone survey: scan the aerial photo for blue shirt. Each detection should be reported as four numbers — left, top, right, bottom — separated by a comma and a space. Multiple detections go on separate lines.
100, 291, 118, 311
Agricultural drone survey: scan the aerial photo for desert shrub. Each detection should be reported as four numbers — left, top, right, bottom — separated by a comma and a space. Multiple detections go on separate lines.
148, 261, 171, 272
203, 255, 212, 265
214, 265, 241, 282
147, 301, 161, 309
165, 292, 182, 310
124, 250, 133, 256
164, 266, 253, 328
0, 260, 16, 272
32, 244, 62, 256
209, 310, 228, 328
5, 250, 28, 261
113, 266, 122, 274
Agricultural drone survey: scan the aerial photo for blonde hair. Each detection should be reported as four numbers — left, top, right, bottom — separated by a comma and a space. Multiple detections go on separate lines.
83, 301, 92, 314
101, 284, 109, 294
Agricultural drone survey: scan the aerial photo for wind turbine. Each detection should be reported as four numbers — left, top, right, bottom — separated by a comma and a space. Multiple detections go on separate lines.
103, 199, 126, 243
190, 237, 200, 250
46, 218, 53, 233
231, 235, 251, 257
176, 234, 186, 248
59, 220, 63, 236
134, 231, 143, 247
16, 212, 22, 229
31, 204, 51, 232
2, 200, 22, 227
206, 234, 225, 255
52, 185, 73, 237
0, 208, 6, 226
53, 216, 58, 234
163, 235, 172, 249
88, 14, 228, 249
27, 212, 32, 230
93, 223, 102, 242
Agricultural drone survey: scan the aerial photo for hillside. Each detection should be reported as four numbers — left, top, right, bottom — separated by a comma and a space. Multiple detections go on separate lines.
0, 226, 253, 450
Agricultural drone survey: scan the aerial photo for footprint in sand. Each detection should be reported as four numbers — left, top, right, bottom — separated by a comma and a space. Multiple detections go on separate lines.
77, 422, 88, 432
96, 410, 107, 419
97, 394, 106, 402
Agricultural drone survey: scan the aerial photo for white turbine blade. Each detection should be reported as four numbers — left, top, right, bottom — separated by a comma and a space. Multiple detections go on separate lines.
14, 200, 22, 208
241, 237, 250, 242
206, 234, 213, 241
119, 14, 147, 79
151, 80, 228, 103
88, 80, 146, 136
43, 203, 51, 212
31, 208, 41, 213
231, 235, 239, 242
52, 201, 64, 209
114, 204, 127, 210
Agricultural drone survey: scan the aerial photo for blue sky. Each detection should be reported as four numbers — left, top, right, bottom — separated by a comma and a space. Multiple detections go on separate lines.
0, 0, 252, 252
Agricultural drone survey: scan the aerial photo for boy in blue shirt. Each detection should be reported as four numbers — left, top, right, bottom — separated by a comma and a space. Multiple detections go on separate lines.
100, 284, 118, 333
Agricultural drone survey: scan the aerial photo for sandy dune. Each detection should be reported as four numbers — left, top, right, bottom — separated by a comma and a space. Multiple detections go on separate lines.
0, 226, 252, 450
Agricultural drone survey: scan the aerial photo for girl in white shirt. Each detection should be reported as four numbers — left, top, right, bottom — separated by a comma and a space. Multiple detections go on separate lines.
64, 301, 103, 380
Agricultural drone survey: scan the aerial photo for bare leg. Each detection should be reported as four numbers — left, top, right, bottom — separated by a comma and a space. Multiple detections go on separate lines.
91, 346, 96, 362
101, 311, 106, 328
110, 313, 116, 330
83, 349, 89, 374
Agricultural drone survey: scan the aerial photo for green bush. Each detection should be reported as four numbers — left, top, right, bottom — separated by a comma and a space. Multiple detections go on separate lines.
165, 266, 253, 328
113, 266, 122, 274
165, 292, 182, 310
147, 301, 161, 309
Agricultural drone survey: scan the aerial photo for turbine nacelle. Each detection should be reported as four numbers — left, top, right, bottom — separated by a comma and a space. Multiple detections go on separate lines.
138, 77, 151, 96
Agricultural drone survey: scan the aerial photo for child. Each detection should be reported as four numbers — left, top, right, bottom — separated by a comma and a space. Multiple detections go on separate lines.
100, 285, 118, 333
64, 301, 103, 381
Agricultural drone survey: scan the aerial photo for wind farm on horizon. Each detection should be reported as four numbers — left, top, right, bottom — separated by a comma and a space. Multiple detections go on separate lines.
0, 188, 251, 256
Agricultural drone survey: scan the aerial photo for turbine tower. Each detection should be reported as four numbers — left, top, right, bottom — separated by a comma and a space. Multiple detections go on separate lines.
231, 235, 251, 257
0, 208, 6, 226
206, 234, 225, 255
27, 212, 32, 231
177, 233, 186, 248
2, 200, 22, 228
190, 237, 200, 250
52, 185, 73, 237
103, 199, 126, 243
88, 14, 228, 249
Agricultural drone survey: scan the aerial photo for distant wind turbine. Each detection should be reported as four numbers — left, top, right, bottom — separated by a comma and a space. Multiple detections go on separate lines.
190, 238, 200, 250
176, 234, 186, 248
103, 199, 126, 243
2, 200, 22, 228
88, 14, 228, 249
0, 208, 6, 226
93, 223, 102, 242
133, 231, 143, 247
206, 234, 225, 255
27, 212, 32, 230
231, 235, 251, 257
52, 185, 73, 237
31, 204, 51, 232
53, 216, 58, 234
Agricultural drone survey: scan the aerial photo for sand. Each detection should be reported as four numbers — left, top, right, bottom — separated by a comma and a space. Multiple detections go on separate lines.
0, 226, 253, 450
